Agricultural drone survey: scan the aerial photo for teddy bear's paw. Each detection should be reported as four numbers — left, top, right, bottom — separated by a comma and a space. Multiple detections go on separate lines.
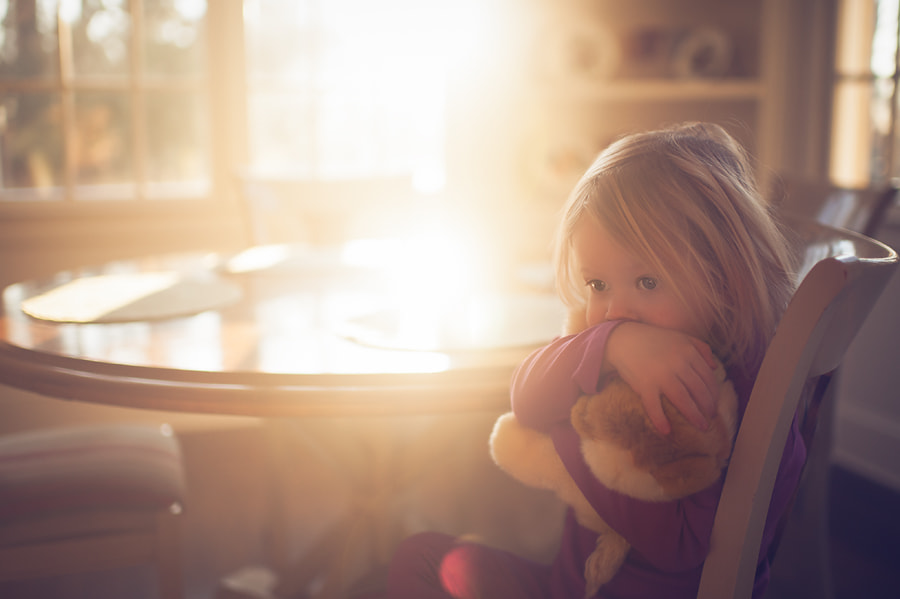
571, 502, 608, 533
580, 437, 668, 500
489, 412, 566, 491
583, 532, 630, 597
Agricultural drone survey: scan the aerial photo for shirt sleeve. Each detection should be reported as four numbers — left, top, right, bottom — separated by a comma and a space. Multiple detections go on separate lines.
511, 320, 622, 433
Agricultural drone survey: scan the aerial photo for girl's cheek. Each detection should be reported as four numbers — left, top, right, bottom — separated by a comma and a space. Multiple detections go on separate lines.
584, 303, 605, 328
565, 308, 591, 334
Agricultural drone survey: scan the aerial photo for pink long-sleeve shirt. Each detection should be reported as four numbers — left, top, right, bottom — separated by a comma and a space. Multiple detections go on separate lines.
510, 321, 806, 599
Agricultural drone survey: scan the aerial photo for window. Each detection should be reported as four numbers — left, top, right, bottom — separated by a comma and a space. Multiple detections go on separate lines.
0, 0, 211, 202
830, 0, 900, 186
242, 0, 472, 192
0, 0, 470, 206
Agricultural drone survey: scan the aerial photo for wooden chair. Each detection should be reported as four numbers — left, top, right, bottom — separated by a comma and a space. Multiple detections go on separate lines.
696, 217, 898, 599
0, 424, 187, 599
765, 177, 898, 599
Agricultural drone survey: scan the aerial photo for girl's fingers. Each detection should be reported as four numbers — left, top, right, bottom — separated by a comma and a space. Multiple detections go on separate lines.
611, 324, 721, 433
682, 338, 718, 419
642, 394, 671, 435
666, 381, 709, 431
688, 361, 718, 419
691, 337, 718, 370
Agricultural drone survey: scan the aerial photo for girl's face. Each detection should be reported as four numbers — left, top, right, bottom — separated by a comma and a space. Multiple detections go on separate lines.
571, 213, 707, 338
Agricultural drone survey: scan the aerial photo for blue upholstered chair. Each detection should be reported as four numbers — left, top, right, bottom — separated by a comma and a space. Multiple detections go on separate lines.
0, 423, 187, 599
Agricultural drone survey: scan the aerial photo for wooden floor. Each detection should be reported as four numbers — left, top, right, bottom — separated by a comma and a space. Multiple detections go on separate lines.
1, 423, 898, 599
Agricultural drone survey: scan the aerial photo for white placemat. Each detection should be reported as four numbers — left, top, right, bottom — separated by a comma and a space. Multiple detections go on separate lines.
22, 272, 242, 323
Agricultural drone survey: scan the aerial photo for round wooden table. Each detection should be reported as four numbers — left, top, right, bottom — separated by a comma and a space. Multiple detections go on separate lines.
0, 240, 564, 418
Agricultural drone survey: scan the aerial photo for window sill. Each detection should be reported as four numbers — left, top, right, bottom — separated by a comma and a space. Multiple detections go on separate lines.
0, 198, 246, 253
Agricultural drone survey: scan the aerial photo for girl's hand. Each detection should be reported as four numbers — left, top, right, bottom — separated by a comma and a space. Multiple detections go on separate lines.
604, 322, 719, 435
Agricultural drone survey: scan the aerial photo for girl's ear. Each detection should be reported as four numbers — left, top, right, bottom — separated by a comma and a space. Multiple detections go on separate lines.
564, 305, 589, 335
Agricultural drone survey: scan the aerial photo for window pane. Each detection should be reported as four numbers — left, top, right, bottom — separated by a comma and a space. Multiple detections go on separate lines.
1, 1, 215, 202
0, 92, 64, 190
893, 88, 900, 178
871, 0, 899, 77
142, 0, 208, 77
870, 77, 895, 179
0, 0, 60, 79
248, 90, 315, 177
68, 0, 131, 78
835, 0, 899, 77
831, 0, 900, 186
144, 90, 210, 189
244, 0, 448, 183
830, 79, 898, 187
73, 91, 132, 185
244, 0, 314, 82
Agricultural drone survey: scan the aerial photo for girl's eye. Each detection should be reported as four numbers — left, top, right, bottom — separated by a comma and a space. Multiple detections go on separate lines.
638, 277, 658, 290
586, 279, 607, 292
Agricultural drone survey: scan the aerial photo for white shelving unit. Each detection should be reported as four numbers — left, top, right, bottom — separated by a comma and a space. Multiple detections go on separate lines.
552, 79, 765, 102
516, 0, 771, 205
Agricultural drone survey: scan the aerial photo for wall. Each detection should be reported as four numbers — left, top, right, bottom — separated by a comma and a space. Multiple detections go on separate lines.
834, 205, 900, 492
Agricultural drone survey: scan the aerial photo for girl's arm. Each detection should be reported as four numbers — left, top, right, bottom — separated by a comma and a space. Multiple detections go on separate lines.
512, 320, 717, 434
510, 321, 709, 561
511, 321, 622, 433
511, 319, 724, 570
605, 322, 719, 434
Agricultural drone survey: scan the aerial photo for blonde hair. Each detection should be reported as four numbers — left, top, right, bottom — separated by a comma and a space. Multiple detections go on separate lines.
554, 122, 795, 383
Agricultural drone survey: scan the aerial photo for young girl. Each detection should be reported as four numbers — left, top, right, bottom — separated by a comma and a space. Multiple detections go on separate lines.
382, 122, 806, 599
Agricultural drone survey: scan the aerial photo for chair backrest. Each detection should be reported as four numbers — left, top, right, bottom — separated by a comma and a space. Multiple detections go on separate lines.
696, 217, 898, 599
237, 173, 417, 246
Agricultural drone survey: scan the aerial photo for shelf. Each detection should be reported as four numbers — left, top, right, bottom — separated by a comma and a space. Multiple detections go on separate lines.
538, 78, 764, 102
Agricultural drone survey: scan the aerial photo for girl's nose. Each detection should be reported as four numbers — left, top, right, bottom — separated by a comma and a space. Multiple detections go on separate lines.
605, 294, 636, 321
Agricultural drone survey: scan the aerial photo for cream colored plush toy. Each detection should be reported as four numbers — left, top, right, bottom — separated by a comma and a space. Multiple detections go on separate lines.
489, 314, 739, 597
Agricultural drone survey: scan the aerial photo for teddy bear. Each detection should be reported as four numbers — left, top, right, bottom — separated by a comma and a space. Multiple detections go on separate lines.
489, 312, 739, 597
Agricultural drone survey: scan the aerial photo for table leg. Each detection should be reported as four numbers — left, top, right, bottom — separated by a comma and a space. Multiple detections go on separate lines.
264, 414, 483, 599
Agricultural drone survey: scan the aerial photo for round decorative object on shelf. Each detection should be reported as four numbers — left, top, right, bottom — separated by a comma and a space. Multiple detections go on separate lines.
670, 28, 733, 78
539, 19, 622, 83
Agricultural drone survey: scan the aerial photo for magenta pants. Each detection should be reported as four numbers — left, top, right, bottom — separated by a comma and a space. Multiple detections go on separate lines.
384, 532, 552, 599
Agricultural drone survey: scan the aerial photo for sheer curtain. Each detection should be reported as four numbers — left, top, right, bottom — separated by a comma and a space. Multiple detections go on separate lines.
242, 0, 473, 191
